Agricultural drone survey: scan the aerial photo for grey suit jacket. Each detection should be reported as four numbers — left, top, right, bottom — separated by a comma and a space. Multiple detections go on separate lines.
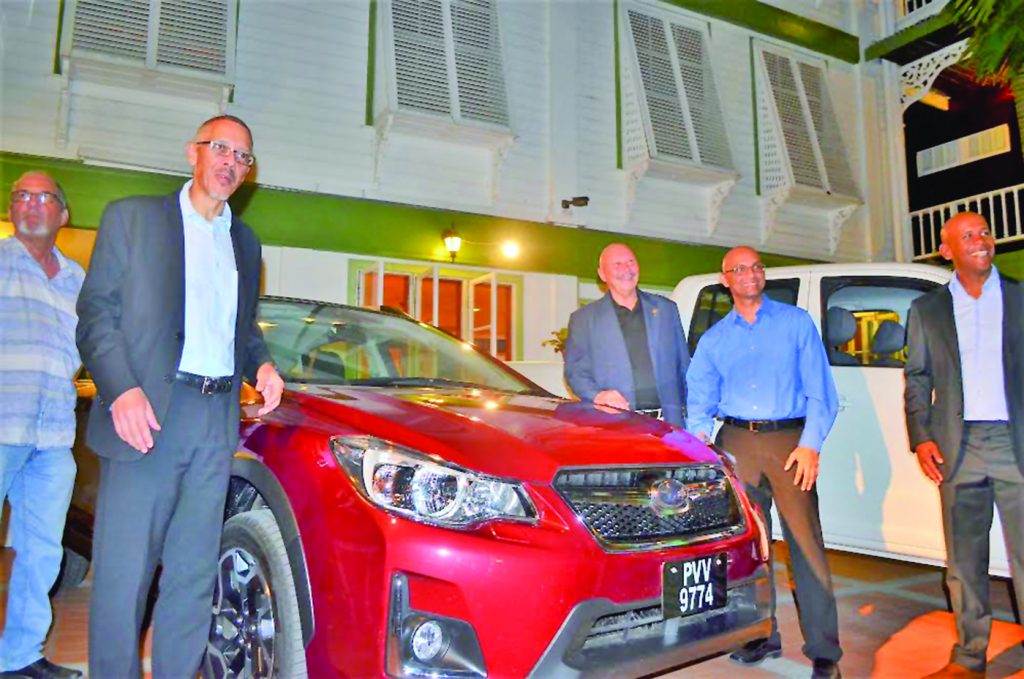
76, 193, 272, 461
904, 274, 1024, 479
563, 291, 689, 427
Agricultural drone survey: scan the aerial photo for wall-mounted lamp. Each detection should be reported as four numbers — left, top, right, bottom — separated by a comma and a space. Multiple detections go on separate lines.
561, 196, 590, 209
442, 228, 462, 262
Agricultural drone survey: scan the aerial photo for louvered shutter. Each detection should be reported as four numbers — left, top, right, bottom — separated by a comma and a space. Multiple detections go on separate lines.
797, 63, 857, 196
72, 0, 150, 62
392, 0, 452, 116
671, 23, 731, 169
762, 50, 824, 190
450, 0, 508, 126
157, 0, 229, 75
627, 9, 692, 161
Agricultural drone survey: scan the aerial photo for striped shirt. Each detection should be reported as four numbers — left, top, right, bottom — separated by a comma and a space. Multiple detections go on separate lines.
0, 236, 85, 448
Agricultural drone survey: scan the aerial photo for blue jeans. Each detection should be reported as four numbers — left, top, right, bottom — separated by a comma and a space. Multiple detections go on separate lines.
0, 445, 77, 671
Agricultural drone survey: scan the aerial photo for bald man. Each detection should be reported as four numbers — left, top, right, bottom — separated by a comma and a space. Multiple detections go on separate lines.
905, 212, 1024, 679
686, 246, 842, 679
1, 171, 84, 679
563, 243, 689, 425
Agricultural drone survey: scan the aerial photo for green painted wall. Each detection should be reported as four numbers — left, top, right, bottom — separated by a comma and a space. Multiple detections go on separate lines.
665, 0, 859, 63
994, 250, 1024, 279
2, 152, 811, 287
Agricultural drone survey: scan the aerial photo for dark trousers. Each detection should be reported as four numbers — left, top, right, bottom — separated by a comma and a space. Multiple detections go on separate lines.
941, 421, 1024, 672
88, 383, 235, 679
718, 424, 842, 663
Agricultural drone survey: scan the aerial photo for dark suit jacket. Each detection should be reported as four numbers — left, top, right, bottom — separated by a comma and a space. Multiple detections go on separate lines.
563, 291, 689, 427
76, 193, 272, 461
904, 274, 1024, 479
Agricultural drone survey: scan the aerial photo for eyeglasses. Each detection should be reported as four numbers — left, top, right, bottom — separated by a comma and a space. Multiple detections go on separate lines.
194, 140, 255, 167
10, 190, 63, 207
724, 262, 765, 276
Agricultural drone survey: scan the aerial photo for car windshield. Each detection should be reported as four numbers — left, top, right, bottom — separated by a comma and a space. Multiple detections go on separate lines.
257, 298, 542, 394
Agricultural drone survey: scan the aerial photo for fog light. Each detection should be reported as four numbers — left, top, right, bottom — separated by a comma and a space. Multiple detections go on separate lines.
411, 620, 445, 661
387, 573, 487, 677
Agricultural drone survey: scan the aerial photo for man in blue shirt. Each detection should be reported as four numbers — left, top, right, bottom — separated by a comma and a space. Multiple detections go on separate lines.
905, 213, 1024, 679
0, 171, 84, 679
687, 246, 841, 679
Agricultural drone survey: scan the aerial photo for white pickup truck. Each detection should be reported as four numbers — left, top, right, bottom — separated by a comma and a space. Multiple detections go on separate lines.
671, 262, 1012, 577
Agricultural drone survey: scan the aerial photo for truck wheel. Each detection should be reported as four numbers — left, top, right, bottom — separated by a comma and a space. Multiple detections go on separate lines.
202, 509, 307, 678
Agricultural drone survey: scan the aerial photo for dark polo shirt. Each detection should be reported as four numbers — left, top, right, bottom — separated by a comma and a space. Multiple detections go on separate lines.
613, 298, 660, 409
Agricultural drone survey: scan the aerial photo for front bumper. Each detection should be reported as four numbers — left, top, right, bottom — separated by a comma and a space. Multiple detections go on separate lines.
529, 569, 772, 678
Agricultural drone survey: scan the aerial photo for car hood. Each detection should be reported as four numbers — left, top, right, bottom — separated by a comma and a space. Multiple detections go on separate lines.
277, 384, 721, 484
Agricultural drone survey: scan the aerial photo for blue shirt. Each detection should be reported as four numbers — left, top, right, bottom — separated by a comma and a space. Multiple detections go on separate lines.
0, 236, 85, 448
178, 182, 238, 377
686, 296, 839, 451
949, 265, 1008, 421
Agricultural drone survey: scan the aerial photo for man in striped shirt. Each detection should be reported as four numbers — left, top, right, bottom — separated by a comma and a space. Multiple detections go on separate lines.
0, 171, 84, 679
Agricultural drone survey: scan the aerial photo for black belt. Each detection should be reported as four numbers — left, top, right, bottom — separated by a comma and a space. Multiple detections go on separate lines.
175, 370, 233, 395
722, 416, 805, 433
635, 408, 663, 420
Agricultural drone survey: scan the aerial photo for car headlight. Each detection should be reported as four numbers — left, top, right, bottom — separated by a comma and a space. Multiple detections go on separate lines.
330, 435, 537, 529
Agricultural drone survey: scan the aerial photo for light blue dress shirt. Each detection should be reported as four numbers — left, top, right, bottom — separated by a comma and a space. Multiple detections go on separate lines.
949, 266, 1008, 421
686, 295, 839, 451
177, 182, 238, 378
0, 237, 85, 448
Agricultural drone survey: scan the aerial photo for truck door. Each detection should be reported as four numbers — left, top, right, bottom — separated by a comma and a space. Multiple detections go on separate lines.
812, 273, 1011, 575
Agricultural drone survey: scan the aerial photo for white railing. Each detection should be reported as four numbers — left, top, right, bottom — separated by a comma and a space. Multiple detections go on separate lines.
910, 182, 1024, 260
895, 0, 949, 32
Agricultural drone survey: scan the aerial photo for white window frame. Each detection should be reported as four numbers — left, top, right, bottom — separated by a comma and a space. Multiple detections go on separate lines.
60, 0, 236, 85
376, 0, 513, 149
618, 2, 737, 235
621, 3, 734, 174
57, 0, 236, 149
753, 40, 860, 250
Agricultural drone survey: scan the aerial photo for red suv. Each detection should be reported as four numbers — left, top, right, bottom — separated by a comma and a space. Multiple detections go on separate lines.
72, 297, 772, 677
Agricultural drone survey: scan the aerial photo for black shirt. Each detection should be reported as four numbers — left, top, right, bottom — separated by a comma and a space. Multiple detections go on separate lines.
613, 297, 660, 409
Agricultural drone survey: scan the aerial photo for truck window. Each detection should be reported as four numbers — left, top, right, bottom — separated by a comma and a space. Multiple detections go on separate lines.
820, 277, 939, 368
688, 279, 800, 355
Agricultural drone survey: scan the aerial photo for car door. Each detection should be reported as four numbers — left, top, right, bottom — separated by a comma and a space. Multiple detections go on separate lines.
812, 271, 1011, 576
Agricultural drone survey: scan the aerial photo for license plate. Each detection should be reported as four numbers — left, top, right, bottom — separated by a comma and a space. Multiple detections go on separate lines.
662, 553, 727, 619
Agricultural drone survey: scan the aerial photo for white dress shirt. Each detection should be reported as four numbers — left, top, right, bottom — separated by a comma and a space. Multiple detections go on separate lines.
177, 181, 238, 377
949, 266, 1009, 421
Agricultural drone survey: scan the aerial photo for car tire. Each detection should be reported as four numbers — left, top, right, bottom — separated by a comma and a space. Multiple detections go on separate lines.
54, 547, 90, 593
202, 509, 307, 679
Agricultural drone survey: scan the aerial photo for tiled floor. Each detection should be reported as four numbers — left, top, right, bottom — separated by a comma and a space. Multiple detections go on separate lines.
0, 545, 1021, 678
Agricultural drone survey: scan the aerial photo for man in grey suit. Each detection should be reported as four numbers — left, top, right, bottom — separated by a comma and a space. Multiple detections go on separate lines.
564, 243, 689, 427
77, 115, 284, 678
905, 212, 1024, 679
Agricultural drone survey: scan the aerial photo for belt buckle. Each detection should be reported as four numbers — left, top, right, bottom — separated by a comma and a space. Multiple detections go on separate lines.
201, 376, 216, 395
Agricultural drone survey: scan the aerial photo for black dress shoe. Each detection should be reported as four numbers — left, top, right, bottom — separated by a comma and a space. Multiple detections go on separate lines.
728, 639, 783, 666
812, 658, 842, 679
0, 658, 83, 679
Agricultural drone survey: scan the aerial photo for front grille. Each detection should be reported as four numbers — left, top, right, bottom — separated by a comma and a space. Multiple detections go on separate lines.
554, 465, 743, 550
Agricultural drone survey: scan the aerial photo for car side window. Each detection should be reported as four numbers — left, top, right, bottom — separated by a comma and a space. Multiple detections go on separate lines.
820, 276, 939, 368
687, 278, 800, 355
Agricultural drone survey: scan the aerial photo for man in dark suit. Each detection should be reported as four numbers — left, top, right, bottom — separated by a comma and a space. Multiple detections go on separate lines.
563, 243, 689, 427
76, 115, 284, 678
905, 212, 1024, 679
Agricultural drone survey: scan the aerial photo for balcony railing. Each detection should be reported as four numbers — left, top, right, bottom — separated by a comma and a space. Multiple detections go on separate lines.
910, 182, 1024, 260
896, 0, 948, 31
